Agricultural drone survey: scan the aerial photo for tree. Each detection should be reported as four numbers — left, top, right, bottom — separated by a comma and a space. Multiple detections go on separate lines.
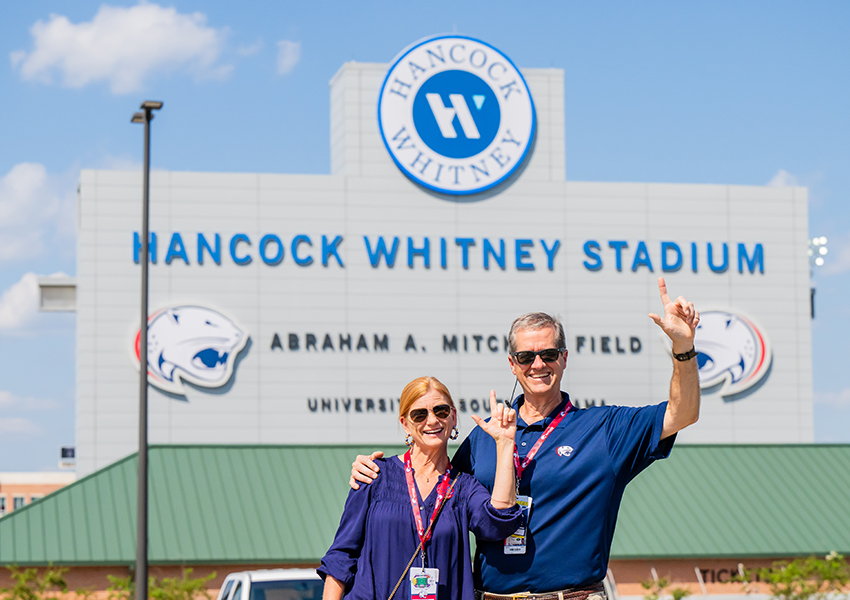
0, 566, 68, 600
738, 552, 850, 600
107, 568, 216, 600
642, 576, 691, 600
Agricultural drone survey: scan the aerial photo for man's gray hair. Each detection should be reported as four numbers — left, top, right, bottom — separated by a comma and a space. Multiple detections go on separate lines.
508, 312, 566, 353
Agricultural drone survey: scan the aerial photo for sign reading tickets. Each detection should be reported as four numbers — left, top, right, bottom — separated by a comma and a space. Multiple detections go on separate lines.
378, 35, 536, 195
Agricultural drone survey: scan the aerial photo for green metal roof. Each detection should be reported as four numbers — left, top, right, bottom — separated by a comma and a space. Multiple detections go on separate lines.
0, 444, 847, 566
613, 444, 850, 558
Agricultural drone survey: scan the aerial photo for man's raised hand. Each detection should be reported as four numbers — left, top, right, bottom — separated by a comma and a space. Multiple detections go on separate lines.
648, 276, 700, 354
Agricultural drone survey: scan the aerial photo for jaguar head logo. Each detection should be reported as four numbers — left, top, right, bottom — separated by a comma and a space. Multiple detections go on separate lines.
133, 305, 248, 395
694, 309, 771, 401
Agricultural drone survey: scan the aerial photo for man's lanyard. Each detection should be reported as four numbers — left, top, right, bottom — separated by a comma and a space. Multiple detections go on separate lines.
404, 450, 453, 549
513, 400, 573, 482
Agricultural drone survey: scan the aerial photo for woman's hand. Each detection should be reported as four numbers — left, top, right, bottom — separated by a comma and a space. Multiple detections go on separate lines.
471, 390, 517, 445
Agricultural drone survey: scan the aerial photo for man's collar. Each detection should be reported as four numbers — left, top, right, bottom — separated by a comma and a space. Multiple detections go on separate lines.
514, 392, 571, 428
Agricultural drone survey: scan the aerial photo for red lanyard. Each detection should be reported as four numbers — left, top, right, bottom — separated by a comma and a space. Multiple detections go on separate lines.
404, 449, 453, 546
513, 400, 573, 480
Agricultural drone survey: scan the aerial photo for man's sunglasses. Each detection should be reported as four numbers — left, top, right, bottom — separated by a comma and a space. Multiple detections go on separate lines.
510, 347, 566, 365
408, 404, 453, 423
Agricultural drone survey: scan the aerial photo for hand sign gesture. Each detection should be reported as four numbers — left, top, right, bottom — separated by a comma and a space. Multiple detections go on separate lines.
471, 390, 517, 444
648, 277, 700, 353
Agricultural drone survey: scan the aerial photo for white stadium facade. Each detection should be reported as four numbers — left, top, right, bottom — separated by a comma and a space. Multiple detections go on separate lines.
48, 35, 811, 477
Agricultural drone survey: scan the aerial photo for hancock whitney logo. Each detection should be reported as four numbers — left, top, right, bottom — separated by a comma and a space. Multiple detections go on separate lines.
694, 310, 772, 400
378, 35, 536, 196
133, 305, 248, 395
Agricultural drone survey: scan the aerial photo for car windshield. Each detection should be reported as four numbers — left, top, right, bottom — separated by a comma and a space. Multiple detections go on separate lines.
249, 580, 323, 600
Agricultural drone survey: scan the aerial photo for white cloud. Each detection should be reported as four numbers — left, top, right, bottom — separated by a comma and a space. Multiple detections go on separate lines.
814, 388, 850, 407
11, 2, 231, 94
0, 273, 40, 330
277, 40, 301, 75
0, 163, 75, 263
767, 169, 799, 187
0, 390, 59, 410
0, 418, 42, 435
238, 39, 263, 57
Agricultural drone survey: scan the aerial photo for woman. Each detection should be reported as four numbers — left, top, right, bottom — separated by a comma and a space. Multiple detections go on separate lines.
319, 376, 520, 600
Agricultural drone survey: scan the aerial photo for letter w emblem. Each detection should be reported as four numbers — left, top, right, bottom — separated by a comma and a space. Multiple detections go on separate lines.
425, 94, 480, 139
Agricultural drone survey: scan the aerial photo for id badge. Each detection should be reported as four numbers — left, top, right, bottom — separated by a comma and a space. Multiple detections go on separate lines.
504, 495, 532, 554
409, 568, 439, 600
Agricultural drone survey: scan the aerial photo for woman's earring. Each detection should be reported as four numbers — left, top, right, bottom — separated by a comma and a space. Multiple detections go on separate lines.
405, 433, 413, 446
450, 427, 459, 440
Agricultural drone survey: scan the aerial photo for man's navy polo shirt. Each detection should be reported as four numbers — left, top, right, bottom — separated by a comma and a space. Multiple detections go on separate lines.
452, 393, 675, 594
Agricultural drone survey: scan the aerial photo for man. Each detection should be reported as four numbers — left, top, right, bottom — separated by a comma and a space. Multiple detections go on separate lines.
351, 277, 700, 600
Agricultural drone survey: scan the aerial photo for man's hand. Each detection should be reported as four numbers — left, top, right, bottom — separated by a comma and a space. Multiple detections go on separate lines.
471, 390, 517, 445
349, 451, 384, 490
649, 277, 701, 438
648, 276, 700, 354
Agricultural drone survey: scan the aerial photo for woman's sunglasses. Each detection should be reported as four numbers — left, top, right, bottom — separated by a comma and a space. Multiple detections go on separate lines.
510, 347, 566, 365
408, 404, 453, 423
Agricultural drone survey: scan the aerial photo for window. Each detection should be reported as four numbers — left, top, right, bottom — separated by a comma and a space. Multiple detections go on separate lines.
30, 494, 43, 504
0, 495, 6, 515
231, 582, 242, 600
220, 581, 234, 600
13, 496, 25, 510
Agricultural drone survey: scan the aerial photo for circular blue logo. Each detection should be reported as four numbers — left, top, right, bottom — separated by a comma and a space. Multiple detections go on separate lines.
412, 70, 500, 159
378, 35, 536, 196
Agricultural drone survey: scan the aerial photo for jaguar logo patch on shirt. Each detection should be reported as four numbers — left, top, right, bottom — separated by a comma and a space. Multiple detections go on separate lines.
556, 445, 574, 457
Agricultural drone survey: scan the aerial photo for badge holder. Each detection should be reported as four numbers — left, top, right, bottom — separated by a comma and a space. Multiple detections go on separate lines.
387, 479, 457, 600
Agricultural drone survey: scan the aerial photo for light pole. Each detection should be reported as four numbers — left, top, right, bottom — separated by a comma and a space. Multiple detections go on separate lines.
131, 100, 162, 600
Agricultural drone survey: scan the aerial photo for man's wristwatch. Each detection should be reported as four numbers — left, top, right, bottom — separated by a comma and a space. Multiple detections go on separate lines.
673, 347, 698, 362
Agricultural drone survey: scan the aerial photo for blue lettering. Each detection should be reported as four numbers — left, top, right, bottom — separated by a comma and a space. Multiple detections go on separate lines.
440, 237, 447, 269
364, 236, 400, 268
388, 78, 412, 99
631, 241, 653, 272
322, 235, 344, 267
260, 234, 284, 266
292, 235, 313, 266
470, 161, 490, 183
392, 126, 415, 150
583, 240, 602, 271
541, 239, 560, 271
490, 147, 509, 168
738, 243, 764, 274
165, 233, 189, 265
661, 241, 682, 272
230, 234, 252, 265
708, 242, 729, 273
515, 239, 534, 271
609, 241, 628, 272
483, 238, 505, 270
455, 238, 475, 269
408, 237, 430, 269
197, 233, 220, 265
425, 47, 445, 68
133, 232, 157, 264
691, 242, 698, 273
449, 43, 465, 63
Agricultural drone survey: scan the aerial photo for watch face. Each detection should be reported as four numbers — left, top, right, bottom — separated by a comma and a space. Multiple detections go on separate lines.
378, 35, 536, 197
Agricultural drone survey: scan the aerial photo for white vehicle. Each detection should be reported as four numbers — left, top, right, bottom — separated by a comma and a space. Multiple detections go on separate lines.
216, 569, 323, 600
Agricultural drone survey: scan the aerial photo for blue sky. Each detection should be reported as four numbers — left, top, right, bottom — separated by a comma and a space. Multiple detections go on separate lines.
1, 1, 848, 471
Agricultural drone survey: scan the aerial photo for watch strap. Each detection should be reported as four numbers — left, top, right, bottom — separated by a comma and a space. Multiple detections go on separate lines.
673, 347, 698, 362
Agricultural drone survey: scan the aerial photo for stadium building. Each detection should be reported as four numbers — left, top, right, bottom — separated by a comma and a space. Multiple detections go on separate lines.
19, 34, 828, 599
